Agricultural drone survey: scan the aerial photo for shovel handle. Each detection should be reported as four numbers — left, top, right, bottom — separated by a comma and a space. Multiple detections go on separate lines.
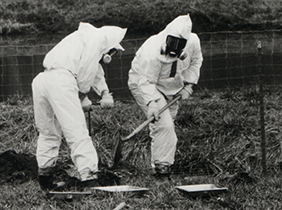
122, 95, 181, 141
87, 109, 91, 136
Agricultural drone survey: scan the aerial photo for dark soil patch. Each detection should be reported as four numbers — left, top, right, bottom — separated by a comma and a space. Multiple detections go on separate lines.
0, 150, 136, 191
0, 150, 38, 184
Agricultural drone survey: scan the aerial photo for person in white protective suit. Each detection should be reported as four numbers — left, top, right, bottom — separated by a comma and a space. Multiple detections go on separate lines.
128, 14, 203, 176
32, 22, 127, 190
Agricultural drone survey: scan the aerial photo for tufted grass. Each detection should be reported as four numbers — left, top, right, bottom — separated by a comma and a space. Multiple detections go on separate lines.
1, 86, 282, 209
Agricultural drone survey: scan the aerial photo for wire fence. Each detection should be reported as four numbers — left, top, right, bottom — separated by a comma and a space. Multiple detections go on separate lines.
1, 30, 282, 176
1, 30, 282, 101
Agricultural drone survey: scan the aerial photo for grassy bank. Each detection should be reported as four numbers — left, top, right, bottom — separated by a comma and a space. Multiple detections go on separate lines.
0, 0, 282, 37
1, 87, 282, 209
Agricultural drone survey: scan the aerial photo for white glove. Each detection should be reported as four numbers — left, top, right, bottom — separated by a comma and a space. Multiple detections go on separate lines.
177, 84, 193, 100
99, 91, 114, 109
81, 96, 92, 112
147, 101, 159, 121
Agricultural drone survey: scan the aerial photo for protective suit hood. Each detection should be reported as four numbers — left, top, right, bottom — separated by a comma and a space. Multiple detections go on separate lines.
145, 14, 192, 63
160, 14, 192, 62
97, 25, 127, 51
43, 22, 127, 94
161, 14, 192, 40
76, 23, 127, 93
78, 22, 127, 55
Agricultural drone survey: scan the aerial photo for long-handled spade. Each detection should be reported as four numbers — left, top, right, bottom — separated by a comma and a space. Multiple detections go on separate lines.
87, 108, 92, 136
112, 95, 181, 165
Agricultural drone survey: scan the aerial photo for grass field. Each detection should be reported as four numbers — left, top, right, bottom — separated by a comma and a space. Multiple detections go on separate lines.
1, 86, 282, 209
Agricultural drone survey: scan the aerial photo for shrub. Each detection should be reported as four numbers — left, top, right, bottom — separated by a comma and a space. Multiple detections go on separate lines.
1, 0, 282, 35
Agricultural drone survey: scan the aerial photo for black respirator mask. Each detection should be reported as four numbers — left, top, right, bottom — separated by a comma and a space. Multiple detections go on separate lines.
164, 35, 187, 58
99, 48, 118, 64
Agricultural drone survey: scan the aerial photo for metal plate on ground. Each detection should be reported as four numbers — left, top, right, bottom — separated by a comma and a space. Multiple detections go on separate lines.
47, 191, 92, 200
92, 185, 149, 192
175, 184, 228, 197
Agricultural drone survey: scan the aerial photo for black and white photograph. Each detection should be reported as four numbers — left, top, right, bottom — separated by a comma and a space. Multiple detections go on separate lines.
0, 0, 282, 209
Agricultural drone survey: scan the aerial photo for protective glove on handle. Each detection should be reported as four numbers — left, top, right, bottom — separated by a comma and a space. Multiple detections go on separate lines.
177, 84, 193, 100
81, 96, 92, 112
100, 91, 114, 109
147, 101, 159, 121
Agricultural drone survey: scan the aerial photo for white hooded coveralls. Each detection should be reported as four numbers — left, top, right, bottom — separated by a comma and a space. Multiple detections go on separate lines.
32, 23, 127, 181
128, 14, 203, 168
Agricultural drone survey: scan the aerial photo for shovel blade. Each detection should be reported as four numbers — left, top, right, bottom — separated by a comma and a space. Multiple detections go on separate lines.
112, 137, 122, 165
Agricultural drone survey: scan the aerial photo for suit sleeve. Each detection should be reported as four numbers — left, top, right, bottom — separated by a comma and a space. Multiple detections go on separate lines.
91, 64, 109, 96
182, 35, 203, 85
76, 31, 103, 93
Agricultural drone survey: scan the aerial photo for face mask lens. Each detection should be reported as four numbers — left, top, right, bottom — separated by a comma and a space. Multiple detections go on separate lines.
165, 35, 187, 57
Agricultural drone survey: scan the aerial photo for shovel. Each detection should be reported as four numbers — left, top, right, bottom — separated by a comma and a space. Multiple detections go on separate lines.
112, 95, 181, 165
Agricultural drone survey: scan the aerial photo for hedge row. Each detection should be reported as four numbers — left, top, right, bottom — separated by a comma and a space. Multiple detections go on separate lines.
1, 0, 282, 36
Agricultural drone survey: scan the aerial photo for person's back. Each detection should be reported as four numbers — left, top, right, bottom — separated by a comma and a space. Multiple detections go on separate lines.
43, 30, 84, 75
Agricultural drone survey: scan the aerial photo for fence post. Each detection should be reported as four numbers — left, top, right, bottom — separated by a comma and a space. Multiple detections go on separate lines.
257, 41, 266, 175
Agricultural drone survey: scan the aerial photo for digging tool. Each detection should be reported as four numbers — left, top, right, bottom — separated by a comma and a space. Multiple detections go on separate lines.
112, 95, 182, 165
87, 109, 92, 136
175, 184, 228, 198
83, 106, 93, 136
85, 103, 99, 136
113, 202, 127, 210
87, 108, 93, 136
47, 191, 92, 200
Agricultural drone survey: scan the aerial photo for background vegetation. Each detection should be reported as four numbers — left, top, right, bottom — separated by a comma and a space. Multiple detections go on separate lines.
0, 0, 282, 38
